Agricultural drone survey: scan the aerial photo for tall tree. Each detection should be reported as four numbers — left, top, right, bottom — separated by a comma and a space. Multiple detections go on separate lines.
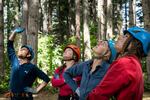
142, 0, 150, 82
124, 0, 128, 30
41, 0, 51, 33
97, 0, 106, 40
27, 0, 39, 64
129, 0, 136, 27
47, 0, 52, 33
0, 0, 4, 78
112, 0, 123, 36
83, 0, 91, 60
97, 0, 102, 40
21, 0, 29, 45
106, 0, 113, 39
75, 0, 81, 47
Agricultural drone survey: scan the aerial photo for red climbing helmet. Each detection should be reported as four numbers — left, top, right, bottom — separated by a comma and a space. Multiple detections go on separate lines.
64, 44, 80, 61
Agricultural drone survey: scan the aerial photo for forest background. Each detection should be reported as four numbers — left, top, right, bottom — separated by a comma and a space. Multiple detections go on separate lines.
0, 0, 150, 95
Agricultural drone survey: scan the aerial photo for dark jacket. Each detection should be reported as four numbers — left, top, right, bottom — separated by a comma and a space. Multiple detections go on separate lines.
51, 66, 81, 96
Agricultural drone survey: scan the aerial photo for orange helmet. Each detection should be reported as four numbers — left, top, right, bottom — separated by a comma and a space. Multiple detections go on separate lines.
64, 44, 80, 61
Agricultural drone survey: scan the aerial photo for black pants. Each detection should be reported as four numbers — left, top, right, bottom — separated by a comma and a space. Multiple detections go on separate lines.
58, 94, 79, 100
11, 96, 33, 100
10, 93, 33, 100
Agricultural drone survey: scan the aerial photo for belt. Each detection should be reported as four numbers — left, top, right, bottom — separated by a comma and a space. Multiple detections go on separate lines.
10, 92, 32, 97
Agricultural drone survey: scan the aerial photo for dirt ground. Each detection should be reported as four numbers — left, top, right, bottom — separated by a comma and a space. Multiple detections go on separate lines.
0, 91, 150, 100
0, 91, 58, 100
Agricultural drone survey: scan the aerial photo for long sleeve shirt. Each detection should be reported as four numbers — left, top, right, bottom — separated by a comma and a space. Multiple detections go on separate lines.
88, 55, 144, 100
7, 40, 50, 93
63, 60, 110, 100
51, 66, 81, 96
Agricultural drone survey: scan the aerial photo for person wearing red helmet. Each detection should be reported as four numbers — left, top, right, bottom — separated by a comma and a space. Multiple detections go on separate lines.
51, 44, 81, 100
88, 26, 150, 100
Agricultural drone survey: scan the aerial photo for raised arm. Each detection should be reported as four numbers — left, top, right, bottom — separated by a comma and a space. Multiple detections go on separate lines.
7, 27, 25, 67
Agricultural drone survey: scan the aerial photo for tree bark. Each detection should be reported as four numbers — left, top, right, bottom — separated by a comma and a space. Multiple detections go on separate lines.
21, 0, 29, 45
0, 0, 4, 78
75, 0, 81, 47
106, 0, 113, 39
47, 0, 52, 33
97, 0, 102, 40
98, 0, 106, 40
83, 0, 91, 60
129, 0, 136, 27
142, 0, 150, 82
27, 0, 39, 64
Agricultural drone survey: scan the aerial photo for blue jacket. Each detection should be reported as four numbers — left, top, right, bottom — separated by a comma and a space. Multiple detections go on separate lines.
7, 40, 50, 93
63, 60, 110, 100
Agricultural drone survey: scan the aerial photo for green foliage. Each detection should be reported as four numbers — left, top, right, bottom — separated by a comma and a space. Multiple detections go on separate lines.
89, 20, 97, 35
90, 34, 97, 49
0, 54, 10, 93
141, 58, 150, 91
0, 78, 9, 93
38, 34, 63, 77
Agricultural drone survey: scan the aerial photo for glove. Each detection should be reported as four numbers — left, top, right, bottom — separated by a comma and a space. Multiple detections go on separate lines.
75, 87, 80, 97
54, 73, 59, 79
24, 87, 37, 94
13, 27, 25, 33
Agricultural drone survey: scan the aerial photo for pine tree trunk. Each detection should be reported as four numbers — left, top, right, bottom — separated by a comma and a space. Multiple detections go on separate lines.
142, 0, 150, 82
98, 0, 106, 40
21, 0, 28, 45
129, 0, 136, 27
75, 0, 81, 47
83, 0, 91, 60
0, 0, 4, 78
42, 0, 49, 33
97, 0, 102, 40
27, 0, 39, 64
47, 0, 52, 33
105, 0, 113, 39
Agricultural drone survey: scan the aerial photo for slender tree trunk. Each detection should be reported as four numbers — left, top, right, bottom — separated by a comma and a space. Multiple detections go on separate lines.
27, 0, 39, 64
98, 0, 106, 40
0, 0, 4, 78
129, 0, 136, 27
47, 0, 52, 33
42, 0, 49, 33
142, 0, 150, 82
106, 0, 113, 39
83, 0, 91, 60
92, 0, 97, 23
58, 0, 63, 42
103, 0, 107, 40
97, 0, 102, 40
21, 0, 28, 45
67, 0, 71, 37
75, 0, 81, 47
6, 0, 11, 40
124, 1, 128, 30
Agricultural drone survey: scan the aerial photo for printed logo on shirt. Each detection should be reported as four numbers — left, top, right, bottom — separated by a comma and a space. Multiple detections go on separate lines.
24, 70, 29, 74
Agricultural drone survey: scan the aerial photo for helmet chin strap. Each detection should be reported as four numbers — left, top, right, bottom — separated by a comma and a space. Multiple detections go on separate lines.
63, 58, 75, 61
120, 37, 133, 55
63, 54, 77, 61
